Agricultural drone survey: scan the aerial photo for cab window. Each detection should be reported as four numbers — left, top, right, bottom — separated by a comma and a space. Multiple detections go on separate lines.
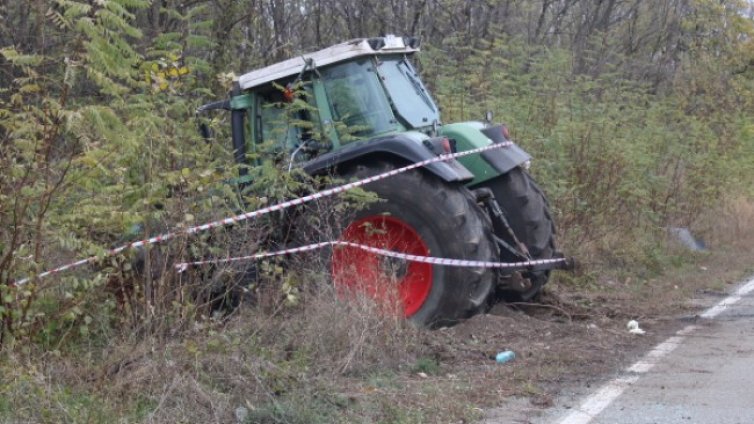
256, 81, 319, 144
320, 59, 399, 141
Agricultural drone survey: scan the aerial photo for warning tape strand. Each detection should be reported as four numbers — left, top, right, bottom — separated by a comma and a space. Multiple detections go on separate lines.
13, 141, 514, 286
174, 240, 567, 273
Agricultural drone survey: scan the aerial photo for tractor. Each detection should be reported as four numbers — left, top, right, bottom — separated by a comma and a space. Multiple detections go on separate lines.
198, 35, 570, 327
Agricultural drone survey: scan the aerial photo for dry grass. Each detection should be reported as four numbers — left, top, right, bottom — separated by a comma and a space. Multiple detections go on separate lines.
701, 196, 754, 251
2, 197, 754, 423
1, 266, 428, 423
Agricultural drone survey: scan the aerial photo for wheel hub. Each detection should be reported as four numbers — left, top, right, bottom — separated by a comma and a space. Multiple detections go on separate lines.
332, 215, 432, 317
379, 256, 408, 280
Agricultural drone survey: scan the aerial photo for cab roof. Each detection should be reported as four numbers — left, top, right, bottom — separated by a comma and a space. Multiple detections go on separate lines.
237, 35, 420, 90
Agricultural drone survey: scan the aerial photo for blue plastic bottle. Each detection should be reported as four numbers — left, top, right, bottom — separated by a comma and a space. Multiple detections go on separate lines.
495, 350, 516, 364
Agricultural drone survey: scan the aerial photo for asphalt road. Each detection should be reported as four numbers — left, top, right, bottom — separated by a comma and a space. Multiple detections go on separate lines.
483, 277, 754, 424
592, 297, 754, 424
552, 277, 754, 424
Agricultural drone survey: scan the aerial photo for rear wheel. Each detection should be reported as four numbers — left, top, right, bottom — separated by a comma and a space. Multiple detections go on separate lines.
483, 167, 557, 300
331, 161, 498, 327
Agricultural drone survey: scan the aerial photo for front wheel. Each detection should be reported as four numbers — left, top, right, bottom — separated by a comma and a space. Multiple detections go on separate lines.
330, 161, 498, 327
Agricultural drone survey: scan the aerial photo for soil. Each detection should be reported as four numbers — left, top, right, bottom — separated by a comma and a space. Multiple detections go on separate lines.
388, 233, 754, 423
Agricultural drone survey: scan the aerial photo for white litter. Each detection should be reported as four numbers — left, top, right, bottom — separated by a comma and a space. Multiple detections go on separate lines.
627, 319, 646, 335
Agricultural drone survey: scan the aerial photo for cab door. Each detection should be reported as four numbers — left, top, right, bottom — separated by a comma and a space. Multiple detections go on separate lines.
250, 79, 333, 166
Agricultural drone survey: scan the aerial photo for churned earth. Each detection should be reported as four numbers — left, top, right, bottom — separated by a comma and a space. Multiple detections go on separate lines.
449, 226, 754, 423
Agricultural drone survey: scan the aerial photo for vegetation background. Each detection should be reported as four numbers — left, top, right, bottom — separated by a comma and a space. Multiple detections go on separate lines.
0, 0, 753, 422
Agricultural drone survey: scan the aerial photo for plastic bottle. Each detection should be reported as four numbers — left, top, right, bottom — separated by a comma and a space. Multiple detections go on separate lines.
495, 350, 516, 364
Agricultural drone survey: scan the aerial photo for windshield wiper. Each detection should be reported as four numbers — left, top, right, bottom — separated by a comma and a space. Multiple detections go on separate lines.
400, 61, 436, 112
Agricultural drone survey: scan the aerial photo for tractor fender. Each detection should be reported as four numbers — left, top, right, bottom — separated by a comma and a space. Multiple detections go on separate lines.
479, 124, 531, 174
440, 122, 531, 185
302, 132, 474, 183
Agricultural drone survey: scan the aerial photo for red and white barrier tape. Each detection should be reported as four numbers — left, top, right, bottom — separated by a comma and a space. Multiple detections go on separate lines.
174, 240, 567, 272
12, 141, 513, 286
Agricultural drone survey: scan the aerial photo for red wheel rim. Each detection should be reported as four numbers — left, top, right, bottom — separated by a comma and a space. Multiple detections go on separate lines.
332, 215, 433, 317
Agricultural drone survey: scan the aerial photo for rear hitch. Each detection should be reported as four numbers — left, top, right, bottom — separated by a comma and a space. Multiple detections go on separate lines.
473, 187, 530, 260
524, 256, 577, 273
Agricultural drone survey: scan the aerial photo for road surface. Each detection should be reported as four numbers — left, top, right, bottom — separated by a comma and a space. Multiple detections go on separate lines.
484, 277, 754, 424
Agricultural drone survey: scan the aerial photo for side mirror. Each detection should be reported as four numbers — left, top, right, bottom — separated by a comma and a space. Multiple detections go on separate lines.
195, 99, 230, 142
484, 111, 493, 125
198, 122, 213, 141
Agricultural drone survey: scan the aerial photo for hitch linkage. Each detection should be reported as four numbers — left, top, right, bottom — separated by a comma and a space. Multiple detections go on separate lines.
472, 187, 576, 274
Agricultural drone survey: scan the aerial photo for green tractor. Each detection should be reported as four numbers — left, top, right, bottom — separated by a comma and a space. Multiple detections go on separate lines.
199, 35, 569, 327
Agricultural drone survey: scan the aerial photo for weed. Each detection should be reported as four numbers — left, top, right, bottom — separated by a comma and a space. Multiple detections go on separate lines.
366, 370, 400, 389
244, 398, 336, 424
411, 356, 441, 375
0, 368, 120, 424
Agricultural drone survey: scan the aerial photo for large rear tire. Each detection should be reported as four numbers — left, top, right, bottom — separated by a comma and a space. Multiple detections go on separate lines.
330, 161, 498, 327
483, 167, 557, 301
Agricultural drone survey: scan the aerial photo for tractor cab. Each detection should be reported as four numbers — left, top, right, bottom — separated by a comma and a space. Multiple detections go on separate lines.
201, 36, 448, 169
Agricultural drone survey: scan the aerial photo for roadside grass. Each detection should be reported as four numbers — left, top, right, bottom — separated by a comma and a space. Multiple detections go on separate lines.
0, 357, 153, 424
1, 198, 753, 423
0, 271, 433, 423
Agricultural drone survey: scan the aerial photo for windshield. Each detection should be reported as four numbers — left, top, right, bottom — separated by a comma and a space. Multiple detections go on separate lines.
321, 59, 398, 141
377, 56, 440, 129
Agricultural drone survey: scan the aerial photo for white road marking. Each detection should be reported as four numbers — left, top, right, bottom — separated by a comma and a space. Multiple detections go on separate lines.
557, 376, 639, 424
554, 276, 754, 424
